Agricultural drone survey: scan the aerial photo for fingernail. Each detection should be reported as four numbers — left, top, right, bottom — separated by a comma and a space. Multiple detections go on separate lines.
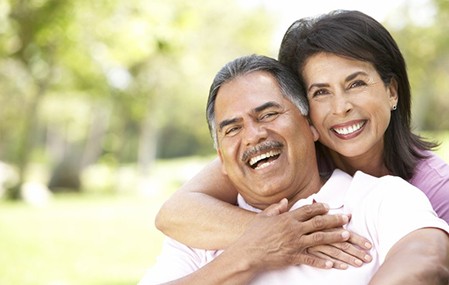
364, 242, 372, 249
342, 215, 349, 223
325, 261, 333, 268
340, 263, 348, 269
354, 259, 363, 266
364, 255, 372, 262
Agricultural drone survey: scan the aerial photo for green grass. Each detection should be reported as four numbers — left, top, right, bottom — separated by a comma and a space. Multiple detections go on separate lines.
0, 193, 168, 285
0, 156, 213, 285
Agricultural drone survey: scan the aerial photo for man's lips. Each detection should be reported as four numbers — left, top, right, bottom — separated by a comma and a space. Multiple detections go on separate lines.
241, 141, 283, 169
248, 150, 281, 169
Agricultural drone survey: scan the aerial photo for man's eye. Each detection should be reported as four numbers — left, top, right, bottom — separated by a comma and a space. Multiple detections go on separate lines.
260, 112, 278, 121
224, 126, 240, 136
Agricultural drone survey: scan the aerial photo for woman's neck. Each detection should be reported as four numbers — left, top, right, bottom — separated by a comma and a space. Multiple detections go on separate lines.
329, 149, 390, 177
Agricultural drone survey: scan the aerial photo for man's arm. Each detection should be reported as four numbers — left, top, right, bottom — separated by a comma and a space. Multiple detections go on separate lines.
369, 228, 449, 285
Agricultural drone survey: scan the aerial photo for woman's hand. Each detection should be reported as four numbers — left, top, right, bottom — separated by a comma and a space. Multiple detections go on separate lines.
306, 227, 373, 269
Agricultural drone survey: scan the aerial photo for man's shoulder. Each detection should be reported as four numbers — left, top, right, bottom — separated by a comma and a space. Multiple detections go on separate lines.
349, 171, 422, 203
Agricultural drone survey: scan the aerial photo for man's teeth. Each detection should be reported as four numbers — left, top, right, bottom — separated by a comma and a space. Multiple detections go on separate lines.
333, 121, 364, 135
249, 150, 280, 167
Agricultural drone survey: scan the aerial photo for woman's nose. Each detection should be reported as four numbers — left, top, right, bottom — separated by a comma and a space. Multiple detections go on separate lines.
332, 93, 353, 116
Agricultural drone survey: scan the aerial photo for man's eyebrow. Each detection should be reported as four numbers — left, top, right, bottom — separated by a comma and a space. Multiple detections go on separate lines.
217, 101, 282, 132
218, 117, 241, 132
254, 101, 282, 113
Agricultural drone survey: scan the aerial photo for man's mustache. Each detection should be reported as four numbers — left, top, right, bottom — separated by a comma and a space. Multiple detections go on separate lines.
241, 141, 284, 162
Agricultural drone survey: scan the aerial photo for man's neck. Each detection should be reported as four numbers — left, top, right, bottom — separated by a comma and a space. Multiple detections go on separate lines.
286, 171, 327, 210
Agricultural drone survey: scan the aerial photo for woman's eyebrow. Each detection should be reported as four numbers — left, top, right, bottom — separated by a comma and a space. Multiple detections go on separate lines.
345, 71, 369, 82
307, 71, 369, 92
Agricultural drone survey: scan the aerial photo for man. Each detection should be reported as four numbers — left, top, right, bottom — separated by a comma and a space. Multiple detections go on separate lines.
140, 55, 449, 285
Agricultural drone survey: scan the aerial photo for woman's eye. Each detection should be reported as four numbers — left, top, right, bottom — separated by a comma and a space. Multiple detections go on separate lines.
311, 89, 329, 97
349, 80, 366, 89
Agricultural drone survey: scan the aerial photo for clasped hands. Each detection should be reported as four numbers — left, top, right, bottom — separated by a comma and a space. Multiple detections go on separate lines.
229, 198, 373, 272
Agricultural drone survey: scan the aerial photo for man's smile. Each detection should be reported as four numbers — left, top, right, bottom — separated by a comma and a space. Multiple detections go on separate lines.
248, 149, 282, 169
241, 141, 283, 170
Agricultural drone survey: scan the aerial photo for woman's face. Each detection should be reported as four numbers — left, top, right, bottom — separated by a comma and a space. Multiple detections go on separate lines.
302, 52, 398, 159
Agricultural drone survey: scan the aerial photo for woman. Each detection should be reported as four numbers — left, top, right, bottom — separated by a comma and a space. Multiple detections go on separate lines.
155, 10, 449, 267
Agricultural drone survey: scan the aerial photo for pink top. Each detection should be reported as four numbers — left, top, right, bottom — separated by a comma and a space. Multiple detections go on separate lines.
409, 151, 449, 223
318, 149, 449, 223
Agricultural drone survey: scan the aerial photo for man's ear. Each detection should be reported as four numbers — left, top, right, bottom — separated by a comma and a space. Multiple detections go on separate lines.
217, 149, 228, 175
309, 125, 319, 142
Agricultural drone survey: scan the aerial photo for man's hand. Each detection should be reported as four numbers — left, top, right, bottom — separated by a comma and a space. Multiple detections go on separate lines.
228, 199, 354, 271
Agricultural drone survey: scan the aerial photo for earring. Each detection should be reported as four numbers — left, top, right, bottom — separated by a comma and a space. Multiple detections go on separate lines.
392, 105, 397, 111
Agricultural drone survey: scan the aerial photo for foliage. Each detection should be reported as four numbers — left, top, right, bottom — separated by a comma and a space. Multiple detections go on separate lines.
1, 0, 448, 197
0, 0, 274, 195
387, 0, 449, 130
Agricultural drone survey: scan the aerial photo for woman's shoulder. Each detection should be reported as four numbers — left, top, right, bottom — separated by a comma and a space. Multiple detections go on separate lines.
413, 151, 449, 179
410, 150, 449, 223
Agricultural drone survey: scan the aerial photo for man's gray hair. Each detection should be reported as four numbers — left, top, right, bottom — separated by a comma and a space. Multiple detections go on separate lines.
206, 54, 309, 148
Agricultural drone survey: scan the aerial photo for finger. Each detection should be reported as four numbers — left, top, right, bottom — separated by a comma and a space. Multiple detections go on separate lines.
307, 250, 349, 270
331, 241, 372, 263
293, 253, 334, 269
289, 203, 330, 221
347, 231, 373, 250
308, 244, 365, 268
262, 198, 289, 217
299, 214, 350, 234
299, 229, 351, 248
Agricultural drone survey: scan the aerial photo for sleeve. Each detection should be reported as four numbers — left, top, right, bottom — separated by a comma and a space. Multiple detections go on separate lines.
410, 153, 449, 223
137, 238, 205, 285
373, 176, 449, 263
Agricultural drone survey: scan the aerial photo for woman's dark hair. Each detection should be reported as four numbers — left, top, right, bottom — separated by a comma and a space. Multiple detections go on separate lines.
278, 9, 437, 180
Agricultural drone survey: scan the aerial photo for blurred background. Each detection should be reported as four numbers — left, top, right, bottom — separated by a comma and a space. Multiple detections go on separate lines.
0, 0, 448, 284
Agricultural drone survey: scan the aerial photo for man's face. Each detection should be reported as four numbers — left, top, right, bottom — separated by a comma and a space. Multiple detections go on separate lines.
214, 71, 319, 209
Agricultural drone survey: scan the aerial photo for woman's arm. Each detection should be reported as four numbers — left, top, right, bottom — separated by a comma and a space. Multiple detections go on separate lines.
155, 157, 372, 269
369, 228, 449, 285
155, 158, 253, 249
146, 201, 354, 285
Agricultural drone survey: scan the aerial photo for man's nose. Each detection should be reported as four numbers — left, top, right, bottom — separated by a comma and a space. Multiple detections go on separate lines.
243, 122, 268, 146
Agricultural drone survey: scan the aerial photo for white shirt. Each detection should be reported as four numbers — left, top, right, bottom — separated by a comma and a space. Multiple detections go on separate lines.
139, 170, 449, 285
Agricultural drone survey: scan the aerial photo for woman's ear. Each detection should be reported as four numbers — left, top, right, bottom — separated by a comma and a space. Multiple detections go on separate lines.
388, 78, 399, 108
309, 125, 320, 142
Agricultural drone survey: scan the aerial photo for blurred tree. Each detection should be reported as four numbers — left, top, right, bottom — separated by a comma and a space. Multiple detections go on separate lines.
0, 0, 274, 197
1, 0, 76, 198
389, 0, 449, 131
